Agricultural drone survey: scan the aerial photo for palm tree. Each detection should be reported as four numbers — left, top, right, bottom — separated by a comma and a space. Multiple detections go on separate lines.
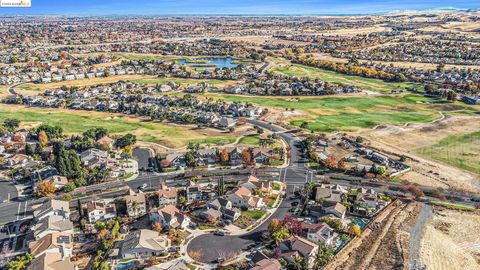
313, 244, 334, 270
289, 255, 304, 270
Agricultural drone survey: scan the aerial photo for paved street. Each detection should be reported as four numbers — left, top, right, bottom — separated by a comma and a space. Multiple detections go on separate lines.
187, 120, 306, 263
0, 180, 19, 203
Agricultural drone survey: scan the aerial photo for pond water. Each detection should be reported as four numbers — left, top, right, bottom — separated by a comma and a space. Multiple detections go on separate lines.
178, 57, 238, 69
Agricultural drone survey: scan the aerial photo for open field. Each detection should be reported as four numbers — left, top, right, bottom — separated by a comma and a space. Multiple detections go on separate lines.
417, 131, 480, 175
356, 114, 480, 191
269, 57, 421, 92
420, 208, 480, 270
0, 104, 236, 148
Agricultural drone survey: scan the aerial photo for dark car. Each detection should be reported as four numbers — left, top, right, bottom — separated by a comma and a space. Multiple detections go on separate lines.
213, 231, 225, 236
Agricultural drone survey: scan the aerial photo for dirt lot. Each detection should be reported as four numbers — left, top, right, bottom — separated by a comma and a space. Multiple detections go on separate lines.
329, 200, 422, 270
419, 208, 480, 270
355, 114, 480, 192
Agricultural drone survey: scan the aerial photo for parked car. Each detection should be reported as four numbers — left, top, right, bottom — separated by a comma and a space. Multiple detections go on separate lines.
214, 231, 225, 236
138, 183, 148, 190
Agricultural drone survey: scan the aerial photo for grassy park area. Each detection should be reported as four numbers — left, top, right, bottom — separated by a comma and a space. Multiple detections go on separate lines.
0, 104, 234, 148
417, 131, 480, 174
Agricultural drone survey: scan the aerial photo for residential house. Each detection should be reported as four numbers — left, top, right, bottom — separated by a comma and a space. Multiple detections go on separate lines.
43, 175, 68, 190
86, 200, 117, 223
243, 175, 271, 194
29, 232, 73, 258
305, 222, 335, 247
7, 153, 30, 167
120, 229, 171, 259
462, 96, 480, 105
200, 208, 223, 222
218, 117, 237, 129
251, 148, 272, 165
315, 184, 347, 203
226, 186, 264, 209
33, 200, 71, 221
187, 186, 202, 203
80, 148, 108, 168
322, 202, 347, 220
356, 188, 379, 209
150, 204, 190, 230
165, 153, 185, 169
158, 184, 177, 207
279, 236, 318, 265
207, 196, 240, 221
27, 252, 75, 270
197, 148, 218, 165
96, 136, 115, 149
124, 190, 147, 217
33, 215, 74, 240
251, 258, 282, 270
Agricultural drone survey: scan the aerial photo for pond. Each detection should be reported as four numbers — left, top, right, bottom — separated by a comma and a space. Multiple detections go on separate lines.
177, 57, 238, 69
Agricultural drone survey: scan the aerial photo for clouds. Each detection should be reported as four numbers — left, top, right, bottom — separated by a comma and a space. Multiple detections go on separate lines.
0, 0, 478, 15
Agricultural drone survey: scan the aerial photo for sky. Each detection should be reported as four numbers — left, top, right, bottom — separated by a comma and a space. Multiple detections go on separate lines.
0, 0, 479, 15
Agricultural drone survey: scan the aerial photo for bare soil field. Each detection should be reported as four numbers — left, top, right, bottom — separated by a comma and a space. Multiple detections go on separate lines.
419, 208, 480, 270
320, 25, 392, 37
328, 201, 422, 270
356, 114, 480, 192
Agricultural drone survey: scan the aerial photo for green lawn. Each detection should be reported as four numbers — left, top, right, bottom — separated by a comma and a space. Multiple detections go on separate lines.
416, 131, 480, 174
241, 210, 266, 220
239, 135, 261, 145
0, 104, 234, 148
270, 59, 421, 93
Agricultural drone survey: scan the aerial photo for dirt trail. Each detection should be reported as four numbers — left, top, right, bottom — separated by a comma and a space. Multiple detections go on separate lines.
409, 204, 431, 269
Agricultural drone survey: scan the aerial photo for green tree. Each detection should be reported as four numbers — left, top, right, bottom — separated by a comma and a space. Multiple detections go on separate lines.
64, 182, 76, 192
313, 244, 334, 269
7, 253, 32, 270
4, 118, 20, 132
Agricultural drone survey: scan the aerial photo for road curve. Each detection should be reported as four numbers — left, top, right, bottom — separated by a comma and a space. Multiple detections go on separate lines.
187, 119, 305, 263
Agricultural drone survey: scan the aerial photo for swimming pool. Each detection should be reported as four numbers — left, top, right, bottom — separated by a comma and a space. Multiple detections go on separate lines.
114, 261, 138, 270
350, 217, 368, 230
